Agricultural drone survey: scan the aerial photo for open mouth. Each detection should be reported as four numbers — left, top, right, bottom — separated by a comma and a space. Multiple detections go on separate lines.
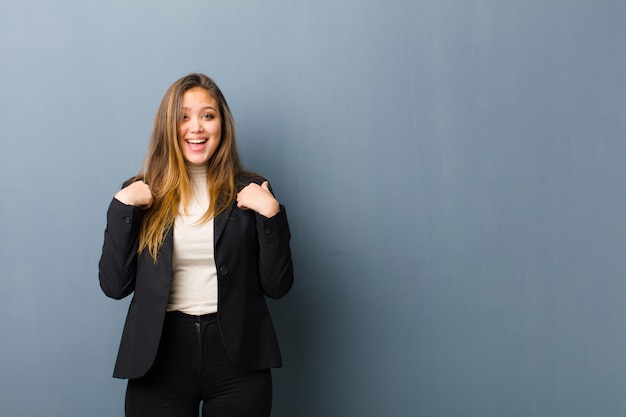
187, 139, 207, 144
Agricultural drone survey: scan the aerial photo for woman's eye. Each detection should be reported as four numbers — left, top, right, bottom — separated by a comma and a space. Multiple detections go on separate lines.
182, 115, 189, 120
203, 114, 214, 119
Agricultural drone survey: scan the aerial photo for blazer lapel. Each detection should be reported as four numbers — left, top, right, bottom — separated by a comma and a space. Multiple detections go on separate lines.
157, 226, 174, 285
214, 175, 256, 245
214, 199, 236, 245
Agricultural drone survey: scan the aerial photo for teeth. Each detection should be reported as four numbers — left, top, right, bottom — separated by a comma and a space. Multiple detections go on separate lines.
188, 139, 206, 144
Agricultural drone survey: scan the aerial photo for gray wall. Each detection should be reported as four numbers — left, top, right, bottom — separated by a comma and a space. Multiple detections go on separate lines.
2, 1, 626, 416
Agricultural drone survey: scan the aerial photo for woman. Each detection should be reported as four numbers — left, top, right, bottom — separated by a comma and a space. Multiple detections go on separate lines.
98, 73, 294, 417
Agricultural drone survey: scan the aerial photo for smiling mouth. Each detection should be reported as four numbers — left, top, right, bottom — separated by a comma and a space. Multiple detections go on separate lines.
187, 139, 207, 144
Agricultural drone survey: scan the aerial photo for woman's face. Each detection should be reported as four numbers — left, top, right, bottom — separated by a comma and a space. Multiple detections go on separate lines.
177, 87, 222, 166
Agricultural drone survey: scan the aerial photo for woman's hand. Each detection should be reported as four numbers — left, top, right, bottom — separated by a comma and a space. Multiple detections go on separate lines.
237, 181, 280, 218
114, 180, 154, 209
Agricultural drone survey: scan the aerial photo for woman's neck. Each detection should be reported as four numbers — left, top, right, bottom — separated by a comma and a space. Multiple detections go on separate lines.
186, 163, 208, 181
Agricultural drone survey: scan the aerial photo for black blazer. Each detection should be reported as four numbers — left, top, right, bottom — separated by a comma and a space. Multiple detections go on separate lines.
98, 176, 294, 379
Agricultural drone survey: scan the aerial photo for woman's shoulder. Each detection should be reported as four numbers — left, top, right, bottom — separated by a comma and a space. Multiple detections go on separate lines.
121, 175, 145, 188
235, 171, 266, 190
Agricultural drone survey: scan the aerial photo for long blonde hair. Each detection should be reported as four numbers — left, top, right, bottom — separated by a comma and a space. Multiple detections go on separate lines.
137, 73, 246, 260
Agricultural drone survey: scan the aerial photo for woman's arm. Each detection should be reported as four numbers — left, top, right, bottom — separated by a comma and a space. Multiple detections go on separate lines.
255, 207, 294, 299
237, 180, 294, 298
98, 181, 152, 299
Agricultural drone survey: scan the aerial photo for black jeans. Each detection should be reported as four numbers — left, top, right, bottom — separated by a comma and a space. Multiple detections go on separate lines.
125, 311, 272, 417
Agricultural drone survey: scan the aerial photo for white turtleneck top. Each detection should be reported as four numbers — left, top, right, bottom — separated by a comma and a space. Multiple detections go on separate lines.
167, 164, 218, 315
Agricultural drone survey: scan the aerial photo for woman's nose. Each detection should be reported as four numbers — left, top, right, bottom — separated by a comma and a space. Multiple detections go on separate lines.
190, 117, 203, 132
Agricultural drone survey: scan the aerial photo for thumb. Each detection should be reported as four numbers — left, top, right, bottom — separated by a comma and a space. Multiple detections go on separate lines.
261, 181, 270, 191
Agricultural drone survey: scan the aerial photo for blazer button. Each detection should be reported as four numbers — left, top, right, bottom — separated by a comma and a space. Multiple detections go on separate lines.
123, 216, 131, 224
264, 227, 272, 235
219, 266, 229, 276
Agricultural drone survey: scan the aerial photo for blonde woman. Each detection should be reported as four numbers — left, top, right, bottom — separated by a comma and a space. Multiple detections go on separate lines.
99, 73, 294, 417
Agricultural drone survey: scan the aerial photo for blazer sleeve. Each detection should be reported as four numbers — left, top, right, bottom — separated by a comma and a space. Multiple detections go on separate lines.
98, 198, 143, 300
255, 206, 294, 299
